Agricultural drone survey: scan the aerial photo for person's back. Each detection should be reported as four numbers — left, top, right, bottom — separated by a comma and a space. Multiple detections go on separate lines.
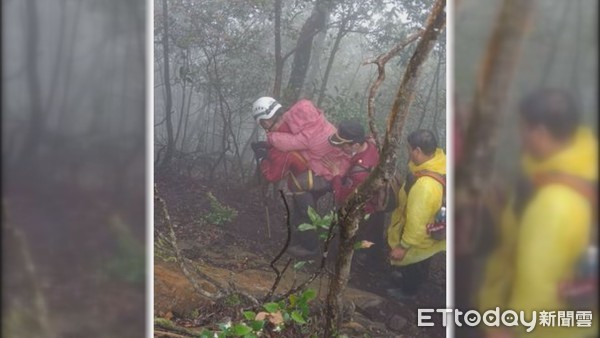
386, 129, 447, 300
267, 99, 350, 180
257, 122, 309, 182
477, 89, 597, 338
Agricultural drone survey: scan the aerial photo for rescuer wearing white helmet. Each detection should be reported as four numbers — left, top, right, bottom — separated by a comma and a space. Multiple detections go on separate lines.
251, 96, 285, 132
250, 96, 351, 257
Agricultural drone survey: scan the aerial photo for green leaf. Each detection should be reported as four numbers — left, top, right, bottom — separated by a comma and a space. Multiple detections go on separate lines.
263, 302, 279, 313
353, 241, 363, 250
243, 311, 256, 321
300, 303, 309, 317
319, 232, 328, 239
232, 324, 253, 336
302, 288, 317, 302
297, 223, 316, 231
289, 294, 298, 306
317, 220, 330, 229
243, 334, 258, 338
250, 320, 264, 331
291, 310, 307, 324
363, 213, 371, 220
307, 206, 319, 223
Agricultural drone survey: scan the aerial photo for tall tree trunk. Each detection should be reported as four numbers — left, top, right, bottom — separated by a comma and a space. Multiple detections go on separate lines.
417, 70, 438, 129
159, 0, 175, 170
272, 0, 283, 98
44, 0, 67, 117
538, 0, 570, 86
432, 50, 443, 133
284, 0, 331, 105
180, 84, 194, 152
301, 23, 329, 100
19, 0, 43, 167
453, 2, 533, 328
324, 1, 446, 335
174, 81, 187, 150
457, 0, 533, 196
317, 21, 347, 107
56, 0, 82, 128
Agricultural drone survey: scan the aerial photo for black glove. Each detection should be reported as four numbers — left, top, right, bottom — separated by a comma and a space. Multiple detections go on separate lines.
251, 141, 269, 161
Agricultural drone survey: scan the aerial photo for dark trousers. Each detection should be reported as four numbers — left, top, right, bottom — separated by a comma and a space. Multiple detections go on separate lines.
392, 256, 432, 295
288, 172, 330, 251
355, 211, 387, 270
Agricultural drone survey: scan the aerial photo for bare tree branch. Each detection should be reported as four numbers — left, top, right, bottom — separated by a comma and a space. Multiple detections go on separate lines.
363, 31, 423, 149
154, 185, 225, 300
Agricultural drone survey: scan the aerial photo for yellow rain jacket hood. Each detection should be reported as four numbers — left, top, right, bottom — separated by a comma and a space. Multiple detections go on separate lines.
478, 127, 597, 338
387, 148, 447, 266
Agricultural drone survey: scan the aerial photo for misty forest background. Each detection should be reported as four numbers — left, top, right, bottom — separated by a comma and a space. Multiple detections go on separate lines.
456, 0, 597, 176
1, 0, 597, 337
153, 0, 446, 181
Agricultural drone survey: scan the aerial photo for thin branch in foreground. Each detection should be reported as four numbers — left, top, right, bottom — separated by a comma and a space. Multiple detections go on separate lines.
262, 191, 339, 305
3, 211, 54, 338
263, 190, 294, 302
155, 184, 224, 300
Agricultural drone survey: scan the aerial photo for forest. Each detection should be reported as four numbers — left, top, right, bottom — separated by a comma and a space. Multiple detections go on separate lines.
154, 0, 447, 337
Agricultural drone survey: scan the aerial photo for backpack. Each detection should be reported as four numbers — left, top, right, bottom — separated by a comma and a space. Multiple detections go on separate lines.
374, 172, 403, 213
404, 170, 447, 241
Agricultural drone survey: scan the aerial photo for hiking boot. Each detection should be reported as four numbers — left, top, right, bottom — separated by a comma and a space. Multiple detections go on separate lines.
288, 245, 316, 258
386, 288, 417, 302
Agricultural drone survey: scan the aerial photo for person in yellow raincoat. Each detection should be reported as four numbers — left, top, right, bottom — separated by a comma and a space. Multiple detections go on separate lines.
386, 129, 447, 299
478, 89, 597, 338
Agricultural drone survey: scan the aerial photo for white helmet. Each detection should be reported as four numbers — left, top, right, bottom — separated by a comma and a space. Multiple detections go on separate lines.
252, 97, 282, 122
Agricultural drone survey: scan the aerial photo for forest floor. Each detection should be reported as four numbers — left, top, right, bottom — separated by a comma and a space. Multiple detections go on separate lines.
155, 173, 446, 338
3, 177, 146, 338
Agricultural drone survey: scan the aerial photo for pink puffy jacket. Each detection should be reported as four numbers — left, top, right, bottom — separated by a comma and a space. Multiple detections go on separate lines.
267, 100, 350, 181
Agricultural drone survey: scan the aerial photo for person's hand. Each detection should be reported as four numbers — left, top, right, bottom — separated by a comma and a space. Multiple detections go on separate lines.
251, 142, 269, 161
322, 156, 340, 176
389, 247, 407, 261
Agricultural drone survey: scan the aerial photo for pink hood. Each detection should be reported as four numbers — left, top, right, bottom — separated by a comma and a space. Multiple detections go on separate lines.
267, 100, 350, 180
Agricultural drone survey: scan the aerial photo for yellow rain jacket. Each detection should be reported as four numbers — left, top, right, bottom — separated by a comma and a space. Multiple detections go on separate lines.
478, 127, 598, 338
387, 148, 447, 266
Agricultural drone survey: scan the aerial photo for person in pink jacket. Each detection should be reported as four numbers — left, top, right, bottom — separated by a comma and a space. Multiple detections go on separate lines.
251, 97, 351, 257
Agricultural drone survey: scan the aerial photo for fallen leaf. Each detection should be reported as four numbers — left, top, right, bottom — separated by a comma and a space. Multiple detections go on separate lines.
255, 312, 269, 321
255, 311, 284, 325
360, 241, 375, 249
270, 311, 284, 325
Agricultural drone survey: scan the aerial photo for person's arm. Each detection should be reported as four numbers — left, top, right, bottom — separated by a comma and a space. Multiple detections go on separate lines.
259, 149, 288, 182
267, 131, 308, 152
400, 178, 442, 248
332, 171, 370, 206
477, 201, 516, 312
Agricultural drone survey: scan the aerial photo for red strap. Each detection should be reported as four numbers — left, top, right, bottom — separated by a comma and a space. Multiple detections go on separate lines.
415, 170, 446, 188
